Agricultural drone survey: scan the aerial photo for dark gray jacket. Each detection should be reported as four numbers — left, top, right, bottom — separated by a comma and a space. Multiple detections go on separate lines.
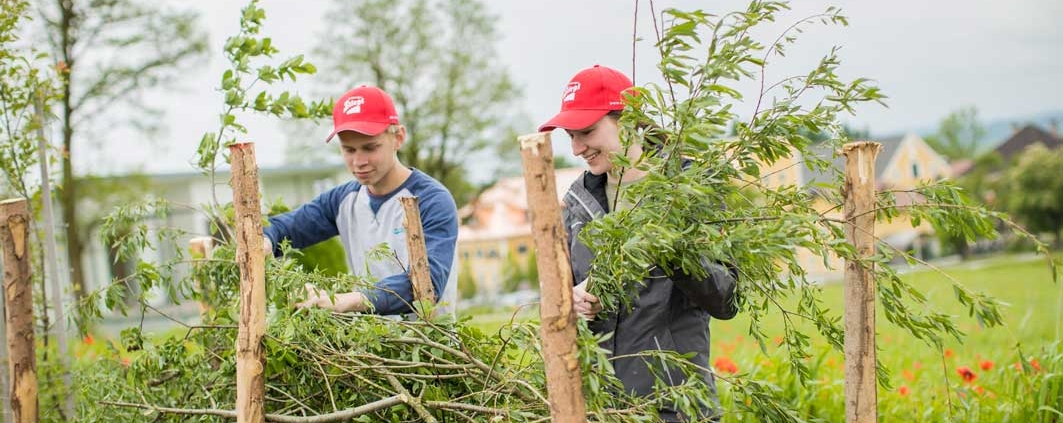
562, 171, 738, 420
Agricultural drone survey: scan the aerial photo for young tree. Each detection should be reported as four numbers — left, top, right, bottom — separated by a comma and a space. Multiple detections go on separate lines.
457, 259, 478, 300
305, 0, 525, 202
1005, 143, 1063, 247
36, 0, 208, 301
924, 106, 986, 160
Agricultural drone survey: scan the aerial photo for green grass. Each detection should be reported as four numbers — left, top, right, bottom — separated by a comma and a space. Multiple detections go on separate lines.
463, 253, 1063, 421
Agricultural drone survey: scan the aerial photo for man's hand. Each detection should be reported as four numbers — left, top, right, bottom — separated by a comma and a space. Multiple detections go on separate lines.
295, 283, 367, 313
263, 236, 273, 256
573, 279, 602, 320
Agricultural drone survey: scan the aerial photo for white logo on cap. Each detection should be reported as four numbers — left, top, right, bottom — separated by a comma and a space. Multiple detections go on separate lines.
343, 96, 365, 114
562, 82, 581, 102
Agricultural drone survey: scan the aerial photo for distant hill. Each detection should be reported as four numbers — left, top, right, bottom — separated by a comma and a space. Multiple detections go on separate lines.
879, 110, 1063, 154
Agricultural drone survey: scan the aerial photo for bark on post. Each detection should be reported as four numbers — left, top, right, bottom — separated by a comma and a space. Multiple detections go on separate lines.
841, 141, 881, 423
399, 197, 435, 315
189, 237, 215, 319
517, 132, 586, 423
229, 143, 266, 423
1, 198, 38, 423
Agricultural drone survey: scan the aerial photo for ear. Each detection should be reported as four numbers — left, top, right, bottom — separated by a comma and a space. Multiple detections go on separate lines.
393, 125, 407, 149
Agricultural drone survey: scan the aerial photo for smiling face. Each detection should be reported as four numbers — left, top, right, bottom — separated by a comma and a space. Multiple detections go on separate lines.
566, 114, 646, 177
338, 126, 407, 194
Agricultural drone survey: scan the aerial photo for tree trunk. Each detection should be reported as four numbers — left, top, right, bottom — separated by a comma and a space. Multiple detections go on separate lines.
841, 142, 881, 423
518, 132, 586, 423
58, 0, 87, 304
230, 143, 266, 423
1, 199, 39, 423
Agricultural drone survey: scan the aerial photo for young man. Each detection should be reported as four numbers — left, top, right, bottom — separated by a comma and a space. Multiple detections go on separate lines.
264, 85, 459, 315
539, 65, 739, 421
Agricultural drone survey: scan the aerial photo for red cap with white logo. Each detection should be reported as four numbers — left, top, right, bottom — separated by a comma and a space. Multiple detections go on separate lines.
325, 85, 401, 142
538, 65, 634, 132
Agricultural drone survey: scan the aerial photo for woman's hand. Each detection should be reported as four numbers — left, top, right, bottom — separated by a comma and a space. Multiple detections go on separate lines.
573, 279, 602, 320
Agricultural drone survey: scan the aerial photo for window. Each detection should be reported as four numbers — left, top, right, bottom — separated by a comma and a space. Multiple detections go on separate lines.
517, 244, 528, 254
487, 249, 499, 258
911, 163, 920, 178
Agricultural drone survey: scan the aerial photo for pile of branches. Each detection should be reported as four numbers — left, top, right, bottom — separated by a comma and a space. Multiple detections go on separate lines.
75, 241, 712, 422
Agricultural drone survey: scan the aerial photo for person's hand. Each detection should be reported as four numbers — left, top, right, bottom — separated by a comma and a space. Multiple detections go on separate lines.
296, 283, 329, 309
295, 283, 366, 313
573, 279, 602, 320
263, 236, 274, 257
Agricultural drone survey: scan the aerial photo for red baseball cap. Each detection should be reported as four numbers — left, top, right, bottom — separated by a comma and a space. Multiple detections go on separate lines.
325, 85, 401, 142
538, 65, 634, 132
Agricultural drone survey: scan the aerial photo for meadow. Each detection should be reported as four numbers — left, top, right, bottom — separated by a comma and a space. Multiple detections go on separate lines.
469, 253, 1063, 422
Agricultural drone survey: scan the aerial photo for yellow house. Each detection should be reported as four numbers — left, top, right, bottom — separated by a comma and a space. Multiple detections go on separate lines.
759, 134, 952, 280
457, 168, 584, 298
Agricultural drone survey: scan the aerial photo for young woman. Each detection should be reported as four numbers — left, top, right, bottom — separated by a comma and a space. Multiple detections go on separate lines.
540, 65, 739, 421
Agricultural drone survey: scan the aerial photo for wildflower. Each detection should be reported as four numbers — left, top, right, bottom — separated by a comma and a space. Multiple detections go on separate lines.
912, 361, 923, 370
974, 386, 985, 395
1014, 358, 1043, 372
121, 357, 131, 367
956, 366, 976, 383
83, 334, 95, 345
979, 360, 993, 371
714, 356, 739, 374
902, 369, 915, 382
898, 385, 910, 396
944, 349, 954, 358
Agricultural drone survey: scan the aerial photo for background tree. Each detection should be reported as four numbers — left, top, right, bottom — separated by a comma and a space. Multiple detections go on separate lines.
1005, 143, 1063, 247
304, 0, 525, 204
37, 0, 208, 301
924, 106, 986, 160
501, 250, 526, 293
457, 259, 477, 300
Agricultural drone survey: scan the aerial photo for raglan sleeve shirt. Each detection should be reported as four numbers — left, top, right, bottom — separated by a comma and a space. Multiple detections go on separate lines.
263, 183, 349, 255
360, 188, 458, 315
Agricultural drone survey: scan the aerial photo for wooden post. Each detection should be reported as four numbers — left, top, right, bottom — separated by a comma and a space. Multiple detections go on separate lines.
399, 197, 435, 315
518, 132, 586, 423
189, 237, 215, 319
842, 141, 881, 423
229, 143, 266, 423
1, 199, 38, 423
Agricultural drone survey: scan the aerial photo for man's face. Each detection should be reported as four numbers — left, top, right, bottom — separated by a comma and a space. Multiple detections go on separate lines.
566, 115, 622, 175
338, 127, 404, 193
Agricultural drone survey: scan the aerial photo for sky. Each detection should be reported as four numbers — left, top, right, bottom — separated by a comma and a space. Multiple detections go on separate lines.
76, 0, 1063, 179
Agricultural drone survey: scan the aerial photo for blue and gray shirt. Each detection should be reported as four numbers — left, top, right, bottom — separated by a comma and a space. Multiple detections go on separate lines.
264, 169, 459, 315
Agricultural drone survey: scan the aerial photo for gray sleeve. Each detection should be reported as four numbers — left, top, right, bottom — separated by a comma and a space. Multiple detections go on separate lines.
671, 256, 739, 320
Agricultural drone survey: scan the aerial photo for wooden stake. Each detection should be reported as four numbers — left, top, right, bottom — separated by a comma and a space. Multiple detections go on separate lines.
1, 198, 38, 423
229, 143, 266, 423
517, 132, 586, 423
189, 237, 215, 319
842, 141, 881, 423
399, 197, 435, 315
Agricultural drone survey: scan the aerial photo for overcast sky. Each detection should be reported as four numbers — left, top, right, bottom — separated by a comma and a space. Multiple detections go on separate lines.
86, 0, 1063, 178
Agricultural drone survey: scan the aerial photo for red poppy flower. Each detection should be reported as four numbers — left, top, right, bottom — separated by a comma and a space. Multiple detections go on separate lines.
956, 366, 976, 383
979, 360, 993, 371
714, 357, 739, 374
898, 385, 910, 396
